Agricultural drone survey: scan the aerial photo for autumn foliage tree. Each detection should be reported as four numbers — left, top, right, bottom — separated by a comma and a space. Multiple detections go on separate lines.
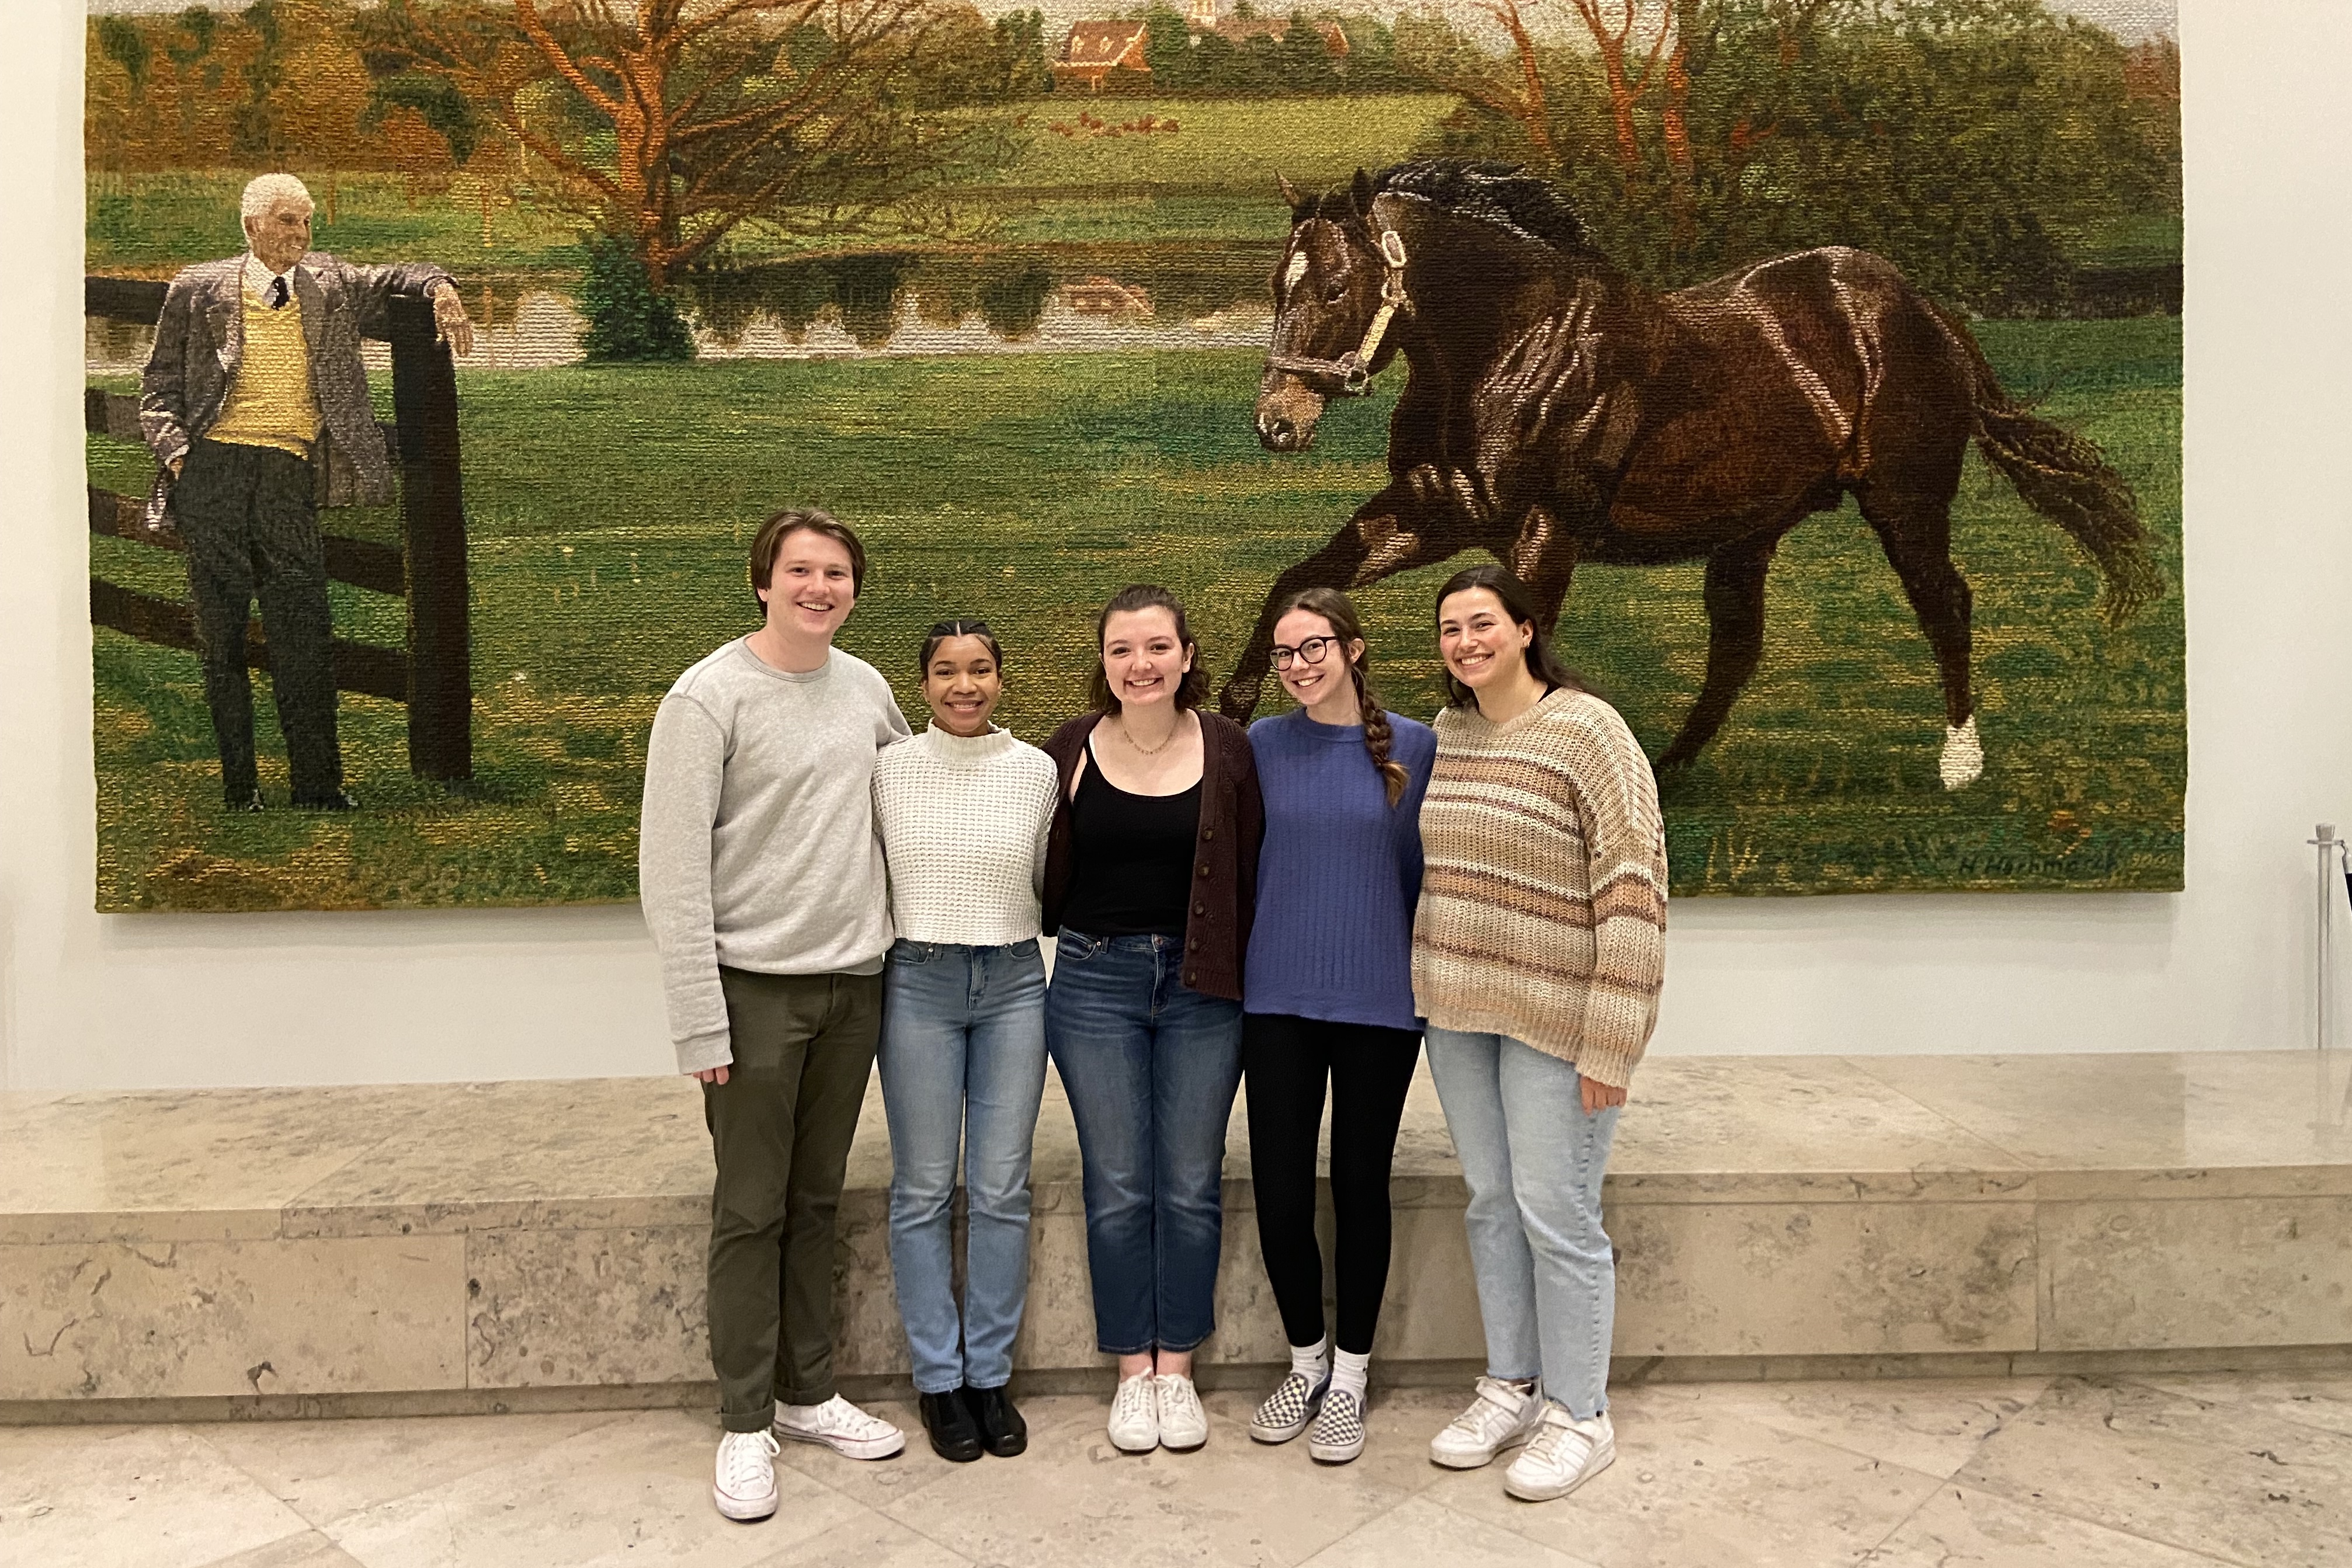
360, 0, 982, 294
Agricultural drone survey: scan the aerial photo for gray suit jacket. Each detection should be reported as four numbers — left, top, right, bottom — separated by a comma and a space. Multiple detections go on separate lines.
138, 252, 453, 526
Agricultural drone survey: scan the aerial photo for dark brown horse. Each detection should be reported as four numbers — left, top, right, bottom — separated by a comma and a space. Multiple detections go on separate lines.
1229, 161, 2160, 789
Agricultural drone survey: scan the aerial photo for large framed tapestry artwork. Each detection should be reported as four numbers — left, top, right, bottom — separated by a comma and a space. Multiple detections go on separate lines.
83, 0, 2183, 911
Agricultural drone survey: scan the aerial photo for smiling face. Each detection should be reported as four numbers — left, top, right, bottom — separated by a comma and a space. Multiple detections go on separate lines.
757, 527, 857, 646
1100, 606, 1193, 713
922, 635, 1002, 738
1436, 586, 1534, 695
243, 195, 313, 274
1273, 606, 1362, 717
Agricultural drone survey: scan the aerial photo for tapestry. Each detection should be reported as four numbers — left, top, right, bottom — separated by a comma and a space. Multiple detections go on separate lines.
84, 0, 2183, 911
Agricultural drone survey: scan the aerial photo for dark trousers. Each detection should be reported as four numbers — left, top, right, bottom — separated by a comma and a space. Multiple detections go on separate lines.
173, 437, 341, 804
704, 965, 883, 1433
1242, 1013, 1423, 1357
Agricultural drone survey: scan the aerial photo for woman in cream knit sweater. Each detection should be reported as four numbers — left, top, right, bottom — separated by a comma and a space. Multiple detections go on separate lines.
1410, 565, 1668, 1506
871, 620, 1058, 1465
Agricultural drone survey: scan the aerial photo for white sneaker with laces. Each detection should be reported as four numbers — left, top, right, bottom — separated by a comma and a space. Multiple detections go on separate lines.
713, 1429, 780, 1520
1249, 1368, 1330, 1444
1428, 1376, 1543, 1469
1155, 1372, 1208, 1451
1503, 1406, 1615, 1501
1108, 1371, 1160, 1452
773, 1394, 906, 1460
1307, 1386, 1367, 1464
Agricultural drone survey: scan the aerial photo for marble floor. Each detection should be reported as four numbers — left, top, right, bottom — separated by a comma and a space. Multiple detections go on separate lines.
7, 1369, 2350, 1567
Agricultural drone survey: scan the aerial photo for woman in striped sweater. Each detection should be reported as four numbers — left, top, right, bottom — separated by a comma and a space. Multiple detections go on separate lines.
871, 620, 1059, 1465
1412, 565, 1668, 1504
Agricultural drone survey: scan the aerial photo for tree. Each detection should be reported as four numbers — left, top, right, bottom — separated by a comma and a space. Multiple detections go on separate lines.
1276, 13, 1337, 93
366, 0, 981, 293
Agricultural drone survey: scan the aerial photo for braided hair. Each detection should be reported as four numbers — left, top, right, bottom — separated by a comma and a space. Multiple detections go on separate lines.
1277, 587, 1408, 806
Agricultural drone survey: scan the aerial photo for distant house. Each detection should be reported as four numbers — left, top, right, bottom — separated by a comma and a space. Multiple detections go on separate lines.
1055, 20, 1151, 93
1187, 0, 1349, 57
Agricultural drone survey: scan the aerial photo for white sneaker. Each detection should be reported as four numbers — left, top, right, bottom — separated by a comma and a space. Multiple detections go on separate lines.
773, 1394, 906, 1460
1307, 1386, 1367, 1464
1250, 1368, 1330, 1444
1504, 1407, 1615, 1501
1108, 1371, 1159, 1452
1155, 1372, 1208, 1452
713, 1430, 780, 1521
1428, 1376, 1543, 1469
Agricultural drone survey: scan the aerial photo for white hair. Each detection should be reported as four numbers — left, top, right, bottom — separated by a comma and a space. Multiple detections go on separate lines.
239, 173, 314, 225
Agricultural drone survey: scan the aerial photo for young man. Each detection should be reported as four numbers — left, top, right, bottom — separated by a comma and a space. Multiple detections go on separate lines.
639, 509, 913, 1521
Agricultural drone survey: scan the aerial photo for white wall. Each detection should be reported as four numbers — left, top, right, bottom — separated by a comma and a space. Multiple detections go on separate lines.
4, 1, 2346, 1091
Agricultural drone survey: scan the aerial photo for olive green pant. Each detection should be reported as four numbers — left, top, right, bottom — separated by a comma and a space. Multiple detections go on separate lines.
705, 965, 883, 1433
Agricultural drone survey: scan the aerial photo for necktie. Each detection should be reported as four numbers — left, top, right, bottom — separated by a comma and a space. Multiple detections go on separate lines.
269, 276, 289, 310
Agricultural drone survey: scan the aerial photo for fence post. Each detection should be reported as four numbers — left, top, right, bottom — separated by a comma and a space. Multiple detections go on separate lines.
386, 294, 473, 782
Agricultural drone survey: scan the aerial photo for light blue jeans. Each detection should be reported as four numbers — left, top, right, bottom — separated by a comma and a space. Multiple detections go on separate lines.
878, 938, 1048, 1395
1424, 1025, 1621, 1419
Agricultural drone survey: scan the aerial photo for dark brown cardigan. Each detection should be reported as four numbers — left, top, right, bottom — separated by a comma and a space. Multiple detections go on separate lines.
1040, 710, 1264, 1002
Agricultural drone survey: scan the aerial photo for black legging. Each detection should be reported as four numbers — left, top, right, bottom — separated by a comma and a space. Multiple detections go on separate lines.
1242, 1012, 1423, 1356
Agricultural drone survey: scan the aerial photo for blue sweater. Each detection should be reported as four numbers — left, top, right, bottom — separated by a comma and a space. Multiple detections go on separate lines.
1244, 708, 1438, 1031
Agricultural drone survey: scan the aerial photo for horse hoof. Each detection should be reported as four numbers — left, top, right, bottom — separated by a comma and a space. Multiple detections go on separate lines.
1940, 716, 1983, 791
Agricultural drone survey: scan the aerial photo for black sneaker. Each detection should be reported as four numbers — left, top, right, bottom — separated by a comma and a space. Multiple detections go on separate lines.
919, 1390, 982, 1462
960, 1383, 1027, 1458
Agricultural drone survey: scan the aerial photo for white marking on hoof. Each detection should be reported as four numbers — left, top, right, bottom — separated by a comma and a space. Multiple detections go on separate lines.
1941, 715, 1983, 791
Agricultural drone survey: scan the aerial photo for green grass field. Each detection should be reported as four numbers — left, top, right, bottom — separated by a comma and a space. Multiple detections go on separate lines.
85, 317, 2183, 911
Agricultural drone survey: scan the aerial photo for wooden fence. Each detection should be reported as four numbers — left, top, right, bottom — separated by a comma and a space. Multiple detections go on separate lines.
84, 276, 474, 781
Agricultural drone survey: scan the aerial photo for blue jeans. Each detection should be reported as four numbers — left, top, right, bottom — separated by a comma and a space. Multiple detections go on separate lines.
1425, 1026, 1621, 1419
878, 938, 1049, 1395
1045, 931, 1243, 1355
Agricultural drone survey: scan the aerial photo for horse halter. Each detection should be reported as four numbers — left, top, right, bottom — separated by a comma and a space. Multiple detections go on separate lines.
1263, 228, 1411, 397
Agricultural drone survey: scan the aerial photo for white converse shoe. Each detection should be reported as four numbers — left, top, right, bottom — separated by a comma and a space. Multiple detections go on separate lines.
1503, 1406, 1615, 1501
1307, 1386, 1367, 1464
1428, 1376, 1542, 1469
713, 1429, 780, 1521
1108, 1371, 1160, 1452
773, 1394, 906, 1460
1250, 1367, 1330, 1444
1155, 1372, 1208, 1452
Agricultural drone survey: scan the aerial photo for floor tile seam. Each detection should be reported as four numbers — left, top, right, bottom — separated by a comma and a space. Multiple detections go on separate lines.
1835, 1055, 2048, 1167
1852, 1462, 1950, 1561
2104, 1372, 2352, 1446
1946, 1469, 2267, 1568
1925, 1479, 2266, 1568
1339, 1491, 1604, 1568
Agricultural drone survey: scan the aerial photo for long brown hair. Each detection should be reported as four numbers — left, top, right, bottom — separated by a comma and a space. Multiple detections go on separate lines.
1433, 564, 1586, 708
1088, 585, 1211, 712
1277, 587, 1408, 806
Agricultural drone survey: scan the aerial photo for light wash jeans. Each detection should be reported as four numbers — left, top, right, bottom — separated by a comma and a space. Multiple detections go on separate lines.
1424, 1025, 1621, 1418
877, 938, 1048, 1395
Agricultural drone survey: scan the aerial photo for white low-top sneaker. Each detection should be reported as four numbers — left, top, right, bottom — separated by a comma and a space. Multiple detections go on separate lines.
1155, 1372, 1208, 1452
713, 1429, 780, 1521
1428, 1376, 1543, 1469
1307, 1387, 1367, 1464
774, 1394, 906, 1461
1503, 1407, 1615, 1502
1108, 1371, 1160, 1452
1249, 1368, 1330, 1444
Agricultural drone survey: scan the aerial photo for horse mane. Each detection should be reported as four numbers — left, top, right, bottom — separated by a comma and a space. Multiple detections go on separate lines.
1367, 160, 1596, 259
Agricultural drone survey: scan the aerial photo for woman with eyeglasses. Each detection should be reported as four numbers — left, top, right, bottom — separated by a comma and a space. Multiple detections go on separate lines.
1239, 588, 1436, 1465
1041, 584, 1263, 1455
1415, 564, 1666, 1504
871, 619, 1059, 1464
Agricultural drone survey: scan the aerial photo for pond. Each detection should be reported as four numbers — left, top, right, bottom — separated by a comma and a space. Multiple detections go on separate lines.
85, 242, 1284, 373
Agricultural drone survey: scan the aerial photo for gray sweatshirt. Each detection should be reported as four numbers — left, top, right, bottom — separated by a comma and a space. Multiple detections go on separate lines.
638, 639, 911, 1072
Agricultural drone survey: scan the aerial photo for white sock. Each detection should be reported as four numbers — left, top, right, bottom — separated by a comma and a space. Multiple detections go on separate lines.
1290, 1336, 1330, 1383
1330, 1348, 1370, 1406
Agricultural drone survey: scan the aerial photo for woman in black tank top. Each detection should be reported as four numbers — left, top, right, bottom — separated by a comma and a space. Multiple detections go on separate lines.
1040, 585, 1263, 1458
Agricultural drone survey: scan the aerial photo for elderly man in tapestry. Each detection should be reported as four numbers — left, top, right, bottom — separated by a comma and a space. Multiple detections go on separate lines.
138, 172, 475, 812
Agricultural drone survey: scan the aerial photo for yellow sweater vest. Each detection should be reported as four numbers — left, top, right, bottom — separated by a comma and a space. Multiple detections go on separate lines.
207, 283, 320, 458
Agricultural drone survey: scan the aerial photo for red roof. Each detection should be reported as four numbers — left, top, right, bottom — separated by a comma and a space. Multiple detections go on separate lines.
1061, 21, 1150, 69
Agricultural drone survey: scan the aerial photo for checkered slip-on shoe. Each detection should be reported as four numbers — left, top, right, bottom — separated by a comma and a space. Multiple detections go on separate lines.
1307, 1387, 1367, 1464
1249, 1368, 1330, 1444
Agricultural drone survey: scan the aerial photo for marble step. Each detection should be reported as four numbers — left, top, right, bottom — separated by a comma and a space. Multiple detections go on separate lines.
4, 1051, 2350, 1414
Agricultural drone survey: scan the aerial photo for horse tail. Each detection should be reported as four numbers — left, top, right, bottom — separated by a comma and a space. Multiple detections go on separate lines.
1930, 303, 2162, 626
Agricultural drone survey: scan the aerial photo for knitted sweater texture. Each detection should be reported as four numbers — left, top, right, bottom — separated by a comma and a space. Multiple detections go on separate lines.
1410, 688, 1668, 1090
873, 723, 1059, 945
